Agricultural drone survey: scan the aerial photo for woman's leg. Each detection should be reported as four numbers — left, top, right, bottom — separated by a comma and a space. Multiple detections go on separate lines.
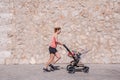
53, 52, 61, 64
45, 53, 55, 68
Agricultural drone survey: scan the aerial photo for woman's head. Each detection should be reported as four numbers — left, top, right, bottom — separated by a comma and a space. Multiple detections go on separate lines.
54, 27, 61, 34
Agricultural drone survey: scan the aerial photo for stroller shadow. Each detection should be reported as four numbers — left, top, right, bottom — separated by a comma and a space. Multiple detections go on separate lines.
75, 66, 90, 73
75, 68, 83, 72
54, 66, 61, 70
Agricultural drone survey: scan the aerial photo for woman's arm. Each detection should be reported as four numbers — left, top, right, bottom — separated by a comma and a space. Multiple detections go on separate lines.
55, 34, 63, 45
56, 42, 63, 45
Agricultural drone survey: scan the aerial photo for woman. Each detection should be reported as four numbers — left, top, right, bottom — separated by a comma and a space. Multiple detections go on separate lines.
43, 27, 63, 72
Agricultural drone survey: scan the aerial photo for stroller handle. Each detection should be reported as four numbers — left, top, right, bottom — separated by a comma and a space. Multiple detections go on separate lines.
63, 44, 71, 53
63, 44, 76, 61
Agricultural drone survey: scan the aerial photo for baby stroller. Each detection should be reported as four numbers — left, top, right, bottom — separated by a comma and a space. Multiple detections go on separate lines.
63, 44, 89, 74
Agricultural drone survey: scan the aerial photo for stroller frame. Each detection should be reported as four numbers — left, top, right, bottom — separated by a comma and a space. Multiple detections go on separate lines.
63, 44, 89, 73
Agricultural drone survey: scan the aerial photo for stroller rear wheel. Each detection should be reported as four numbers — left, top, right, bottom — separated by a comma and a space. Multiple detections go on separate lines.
67, 64, 72, 71
67, 65, 75, 73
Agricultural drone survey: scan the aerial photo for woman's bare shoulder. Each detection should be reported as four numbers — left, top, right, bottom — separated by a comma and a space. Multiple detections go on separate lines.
53, 33, 57, 38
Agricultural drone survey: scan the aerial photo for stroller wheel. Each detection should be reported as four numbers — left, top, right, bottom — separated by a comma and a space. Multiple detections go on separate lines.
83, 66, 89, 73
67, 65, 75, 74
66, 65, 72, 71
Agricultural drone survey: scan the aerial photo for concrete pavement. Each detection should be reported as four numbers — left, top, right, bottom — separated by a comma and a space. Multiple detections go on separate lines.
0, 64, 120, 80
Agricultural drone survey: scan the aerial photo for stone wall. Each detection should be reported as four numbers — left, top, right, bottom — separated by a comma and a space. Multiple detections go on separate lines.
0, 0, 120, 64
0, 0, 12, 64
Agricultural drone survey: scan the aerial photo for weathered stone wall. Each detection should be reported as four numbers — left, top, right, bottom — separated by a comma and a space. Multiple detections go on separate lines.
0, 0, 12, 64
0, 0, 120, 64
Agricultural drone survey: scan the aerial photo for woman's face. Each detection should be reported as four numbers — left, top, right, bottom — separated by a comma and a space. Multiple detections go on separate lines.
57, 30, 61, 34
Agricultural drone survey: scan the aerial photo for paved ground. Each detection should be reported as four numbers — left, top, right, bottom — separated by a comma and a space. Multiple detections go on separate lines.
0, 64, 120, 80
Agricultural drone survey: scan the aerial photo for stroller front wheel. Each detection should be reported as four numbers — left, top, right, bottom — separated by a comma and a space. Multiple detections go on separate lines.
83, 66, 89, 73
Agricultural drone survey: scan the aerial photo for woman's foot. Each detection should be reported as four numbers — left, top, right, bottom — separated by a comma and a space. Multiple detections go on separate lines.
49, 64, 55, 70
43, 68, 51, 72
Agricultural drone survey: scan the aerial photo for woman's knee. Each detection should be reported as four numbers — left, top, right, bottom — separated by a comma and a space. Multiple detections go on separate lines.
58, 56, 61, 59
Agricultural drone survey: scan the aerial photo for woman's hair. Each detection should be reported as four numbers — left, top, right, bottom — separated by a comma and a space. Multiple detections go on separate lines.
54, 27, 61, 33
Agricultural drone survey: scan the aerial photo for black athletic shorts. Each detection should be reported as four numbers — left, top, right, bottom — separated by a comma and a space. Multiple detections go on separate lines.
49, 46, 57, 54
